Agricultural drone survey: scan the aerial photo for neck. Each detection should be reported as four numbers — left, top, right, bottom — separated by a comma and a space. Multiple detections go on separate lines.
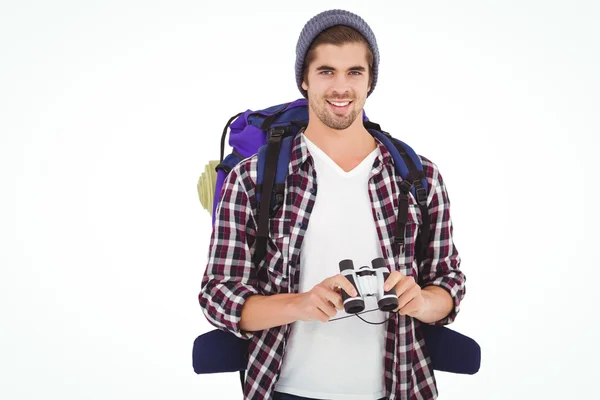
303, 110, 376, 158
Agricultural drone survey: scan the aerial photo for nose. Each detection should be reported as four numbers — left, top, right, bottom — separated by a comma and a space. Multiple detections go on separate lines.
330, 73, 352, 97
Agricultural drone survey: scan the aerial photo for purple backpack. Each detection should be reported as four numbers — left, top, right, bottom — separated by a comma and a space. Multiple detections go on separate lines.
213, 98, 431, 267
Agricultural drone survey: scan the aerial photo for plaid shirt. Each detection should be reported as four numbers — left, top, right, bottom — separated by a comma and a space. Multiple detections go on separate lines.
199, 131, 466, 400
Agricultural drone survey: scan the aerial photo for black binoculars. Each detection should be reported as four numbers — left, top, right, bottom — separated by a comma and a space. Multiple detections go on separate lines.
338, 257, 399, 314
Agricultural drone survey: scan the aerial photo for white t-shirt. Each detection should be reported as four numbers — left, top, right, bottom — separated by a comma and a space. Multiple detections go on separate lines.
273, 134, 387, 400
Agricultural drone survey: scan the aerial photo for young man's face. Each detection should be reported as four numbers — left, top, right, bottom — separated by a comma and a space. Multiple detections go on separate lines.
302, 42, 372, 131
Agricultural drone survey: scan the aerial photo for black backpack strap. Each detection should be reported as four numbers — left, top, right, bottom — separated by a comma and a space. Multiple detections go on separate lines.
379, 130, 431, 263
395, 178, 413, 254
220, 112, 244, 163
395, 145, 431, 266
252, 126, 287, 268
399, 154, 430, 267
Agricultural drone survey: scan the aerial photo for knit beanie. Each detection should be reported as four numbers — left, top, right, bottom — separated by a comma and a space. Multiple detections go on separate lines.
295, 9, 380, 98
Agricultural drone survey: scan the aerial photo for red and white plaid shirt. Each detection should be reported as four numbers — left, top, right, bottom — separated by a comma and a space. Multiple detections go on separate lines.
199, 131, 466, 399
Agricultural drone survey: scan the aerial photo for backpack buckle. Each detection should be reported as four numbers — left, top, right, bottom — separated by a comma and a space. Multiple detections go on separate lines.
268, 126, 290, 141
394, 237, 405, 254
270, 193, 285, 217
416, 186, 427, 206
399, 180, 412, 193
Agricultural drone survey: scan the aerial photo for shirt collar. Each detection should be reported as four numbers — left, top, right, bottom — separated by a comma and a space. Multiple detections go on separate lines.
288, 126, 395, 175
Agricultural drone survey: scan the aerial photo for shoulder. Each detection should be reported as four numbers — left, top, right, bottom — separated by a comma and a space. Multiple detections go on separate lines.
416, 153, 454, 206
224, 154, 259, 199
417, 154, 440, 184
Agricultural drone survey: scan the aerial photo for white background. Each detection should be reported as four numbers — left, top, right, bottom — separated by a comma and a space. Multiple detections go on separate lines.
1, 0, 599, 399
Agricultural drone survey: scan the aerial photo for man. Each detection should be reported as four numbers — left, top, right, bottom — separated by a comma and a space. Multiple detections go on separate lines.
199, 9, 466, 400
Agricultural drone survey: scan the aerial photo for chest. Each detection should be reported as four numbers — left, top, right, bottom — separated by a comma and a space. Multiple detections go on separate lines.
256, 165, 423, 295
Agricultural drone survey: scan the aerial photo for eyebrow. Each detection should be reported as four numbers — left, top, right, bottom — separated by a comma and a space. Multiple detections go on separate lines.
315, 65, 366, 72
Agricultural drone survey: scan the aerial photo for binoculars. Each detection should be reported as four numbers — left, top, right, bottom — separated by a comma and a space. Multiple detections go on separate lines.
338, 258, 399, 314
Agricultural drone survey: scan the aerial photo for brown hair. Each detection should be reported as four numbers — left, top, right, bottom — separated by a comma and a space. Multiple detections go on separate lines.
302, 25, 374, 88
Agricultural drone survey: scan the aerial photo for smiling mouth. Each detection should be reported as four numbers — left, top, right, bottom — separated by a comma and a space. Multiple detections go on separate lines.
326, 100, 353, 114
327, 100, 353, 107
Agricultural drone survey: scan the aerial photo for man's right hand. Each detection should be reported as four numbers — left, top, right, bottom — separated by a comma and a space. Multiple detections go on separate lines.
291, 274, 358, 323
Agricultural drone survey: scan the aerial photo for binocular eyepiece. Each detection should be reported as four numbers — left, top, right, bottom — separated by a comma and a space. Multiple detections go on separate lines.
338, 258, 398, 314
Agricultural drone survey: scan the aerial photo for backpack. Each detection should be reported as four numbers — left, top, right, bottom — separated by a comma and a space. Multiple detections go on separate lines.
198, 98, 431, 268
195, 103, 482, 389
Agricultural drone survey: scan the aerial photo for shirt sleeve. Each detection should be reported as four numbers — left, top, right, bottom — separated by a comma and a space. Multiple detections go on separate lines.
418, 158, 467, 326
198, 165, 260, 340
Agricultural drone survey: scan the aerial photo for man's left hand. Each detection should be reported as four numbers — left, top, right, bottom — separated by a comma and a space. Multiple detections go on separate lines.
383, 271, 426, 318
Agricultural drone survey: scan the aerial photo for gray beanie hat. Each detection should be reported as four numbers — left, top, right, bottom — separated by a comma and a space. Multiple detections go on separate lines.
295, 9, 380, 98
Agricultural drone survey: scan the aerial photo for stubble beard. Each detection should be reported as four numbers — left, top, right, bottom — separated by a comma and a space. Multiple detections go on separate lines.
308, 95, 362, 131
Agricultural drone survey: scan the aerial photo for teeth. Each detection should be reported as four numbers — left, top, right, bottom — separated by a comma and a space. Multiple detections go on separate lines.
329, 101, 350, 107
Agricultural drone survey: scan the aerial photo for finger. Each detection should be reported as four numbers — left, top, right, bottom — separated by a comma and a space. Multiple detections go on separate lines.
397, 285, 420, 310
383, 271, 404, 291
315, 295, 338, 318
399, 297, 420, 316
394, 275, 416, 297
315, 307, 331, 322
335, 275, 358, 297
324, 291, 344, 310
307, 291, 335, 321
307, 303, 331, 322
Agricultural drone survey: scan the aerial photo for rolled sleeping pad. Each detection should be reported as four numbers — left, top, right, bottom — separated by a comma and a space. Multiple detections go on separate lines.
192, 329, 249, 374
193, 325, 480, 375
421, 323, 481, 374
